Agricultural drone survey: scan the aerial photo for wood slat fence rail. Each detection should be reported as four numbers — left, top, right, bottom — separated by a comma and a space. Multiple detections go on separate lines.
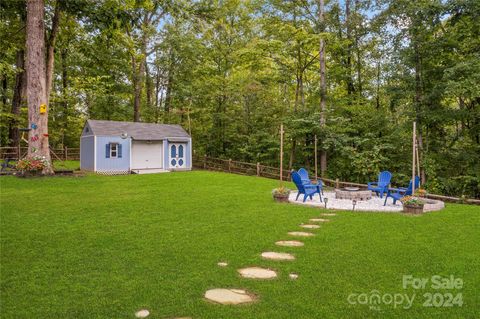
0, 147, 80, 161
193, 155, 480, 205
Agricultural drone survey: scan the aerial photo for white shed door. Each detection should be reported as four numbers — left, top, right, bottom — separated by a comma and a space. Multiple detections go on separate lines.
132, 141, 163, 169
169, 143, 186, 168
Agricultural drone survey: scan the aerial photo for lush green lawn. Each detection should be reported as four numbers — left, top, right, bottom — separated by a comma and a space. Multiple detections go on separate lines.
1, 171, 479, 318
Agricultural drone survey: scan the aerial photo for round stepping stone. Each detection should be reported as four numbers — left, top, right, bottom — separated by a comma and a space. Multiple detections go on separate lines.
275, 240, 304, 247
300, 224, 320, 229
321, 213, 337, 216
135, 309, 150, 318
288, 231, 315, 237
310, 218, 330, 222
217, 261, 228, 267
238, 267, 277, 279
261, 252, 295, 261
204, 288, 256, 305
289, 273, 299, 280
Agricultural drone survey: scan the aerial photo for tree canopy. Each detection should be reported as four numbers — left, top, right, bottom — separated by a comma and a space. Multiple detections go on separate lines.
1, 0, 479, 197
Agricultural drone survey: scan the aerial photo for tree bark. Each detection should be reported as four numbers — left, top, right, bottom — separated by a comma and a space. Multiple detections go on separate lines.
61, 48, 68, 146
45, 0, 61, 103
345, 0, 355, 95
319, 0, 327, 177
9, 49, 26, 148
132, 52, 145, 122
26, 0, 53, 174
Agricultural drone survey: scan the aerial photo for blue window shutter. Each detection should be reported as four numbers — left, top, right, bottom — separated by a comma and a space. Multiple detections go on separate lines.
105, 143, 110, 158
118, 144, 122, 158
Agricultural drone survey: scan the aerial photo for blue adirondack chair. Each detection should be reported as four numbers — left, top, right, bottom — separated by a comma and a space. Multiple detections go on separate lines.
384, 176, 420, 206
298, 168, 311, 184
292, 171, 322, 203
368, 171, 392, 198
298, 167, 324, 195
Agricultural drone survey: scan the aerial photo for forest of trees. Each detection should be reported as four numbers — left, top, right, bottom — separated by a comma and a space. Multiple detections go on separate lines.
1, 0, 479, 198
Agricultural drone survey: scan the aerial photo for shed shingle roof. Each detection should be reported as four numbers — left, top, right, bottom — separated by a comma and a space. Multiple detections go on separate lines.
86, 120, 190, 140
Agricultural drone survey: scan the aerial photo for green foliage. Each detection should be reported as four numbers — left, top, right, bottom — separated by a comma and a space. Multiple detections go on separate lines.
0, 0, 479, 197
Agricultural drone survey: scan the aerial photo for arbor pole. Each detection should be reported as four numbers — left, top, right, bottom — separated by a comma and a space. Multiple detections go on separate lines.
314, 134, 318, 180
280, 124, 284, 187
412, 121, 416, 195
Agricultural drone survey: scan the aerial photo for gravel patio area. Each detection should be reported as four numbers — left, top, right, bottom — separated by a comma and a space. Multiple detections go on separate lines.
289, 191, 445, 212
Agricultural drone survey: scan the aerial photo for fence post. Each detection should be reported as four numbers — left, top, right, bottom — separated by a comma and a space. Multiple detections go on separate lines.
64, 146, 68, 161
228, 159, 232, 173
17, 145, 21, 160
335, 178, 340, 189
203, 155, 207, 169
256, 162, 260, 176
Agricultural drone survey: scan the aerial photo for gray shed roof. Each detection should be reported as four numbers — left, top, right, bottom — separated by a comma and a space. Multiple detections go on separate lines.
86, 120, 190, 140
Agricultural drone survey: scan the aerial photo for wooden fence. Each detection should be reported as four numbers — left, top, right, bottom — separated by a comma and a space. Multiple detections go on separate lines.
193, 155, 480, 205
0, 147, 80, 161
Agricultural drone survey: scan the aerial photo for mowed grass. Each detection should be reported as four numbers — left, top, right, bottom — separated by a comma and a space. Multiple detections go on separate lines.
1, 170, 479, 319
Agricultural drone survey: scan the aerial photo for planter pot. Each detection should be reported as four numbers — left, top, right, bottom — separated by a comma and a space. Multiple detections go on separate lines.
273, 193, 290, 203
403, 204, 424, 214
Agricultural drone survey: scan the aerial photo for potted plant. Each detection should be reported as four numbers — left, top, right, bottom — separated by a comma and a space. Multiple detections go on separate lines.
272, 187, 291, 203
16, 156, 49, 177
414, 188, 427, 198
401, 196, 425, 214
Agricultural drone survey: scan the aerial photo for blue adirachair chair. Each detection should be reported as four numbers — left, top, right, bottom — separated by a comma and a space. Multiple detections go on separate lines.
384, 176, 420, 206
298, 167, 324, 195
292, 171, 322, 203
368, 171, 392, 198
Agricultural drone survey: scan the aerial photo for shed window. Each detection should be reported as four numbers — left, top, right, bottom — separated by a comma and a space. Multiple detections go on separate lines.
110, 143, 118, 158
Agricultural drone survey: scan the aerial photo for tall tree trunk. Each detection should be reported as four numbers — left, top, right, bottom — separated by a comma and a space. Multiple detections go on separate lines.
61, 48, 68, 147
319, 0, 327, 177
354, 0, 362, 97
9, 49, 26, 148
45, 0, 61, 103
1, 75, 6, 107
26, 0, 53, 174
132, 53, 145, 122
345, 0, 354, 95
165, 65, 173, 113
375, 61, 380, 110
145, 61, 153, 113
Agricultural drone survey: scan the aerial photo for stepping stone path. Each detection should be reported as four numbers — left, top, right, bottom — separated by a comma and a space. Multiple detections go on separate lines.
204, 288, 256, 305
261, 251, 295, 261
309, 218, 330, 222
288, 231, 315, 237
300, 224, 320, 229
238, 267, 277, 279
135, 309, 150, 318
205, 205, 339, 307
275, 240, 304, 247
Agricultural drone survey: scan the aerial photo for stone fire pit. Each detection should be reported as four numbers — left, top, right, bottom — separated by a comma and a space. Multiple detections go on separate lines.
335, 187, 372, 201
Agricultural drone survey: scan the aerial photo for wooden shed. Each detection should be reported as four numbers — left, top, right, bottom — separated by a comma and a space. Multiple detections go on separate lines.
80, 120, 192, 174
